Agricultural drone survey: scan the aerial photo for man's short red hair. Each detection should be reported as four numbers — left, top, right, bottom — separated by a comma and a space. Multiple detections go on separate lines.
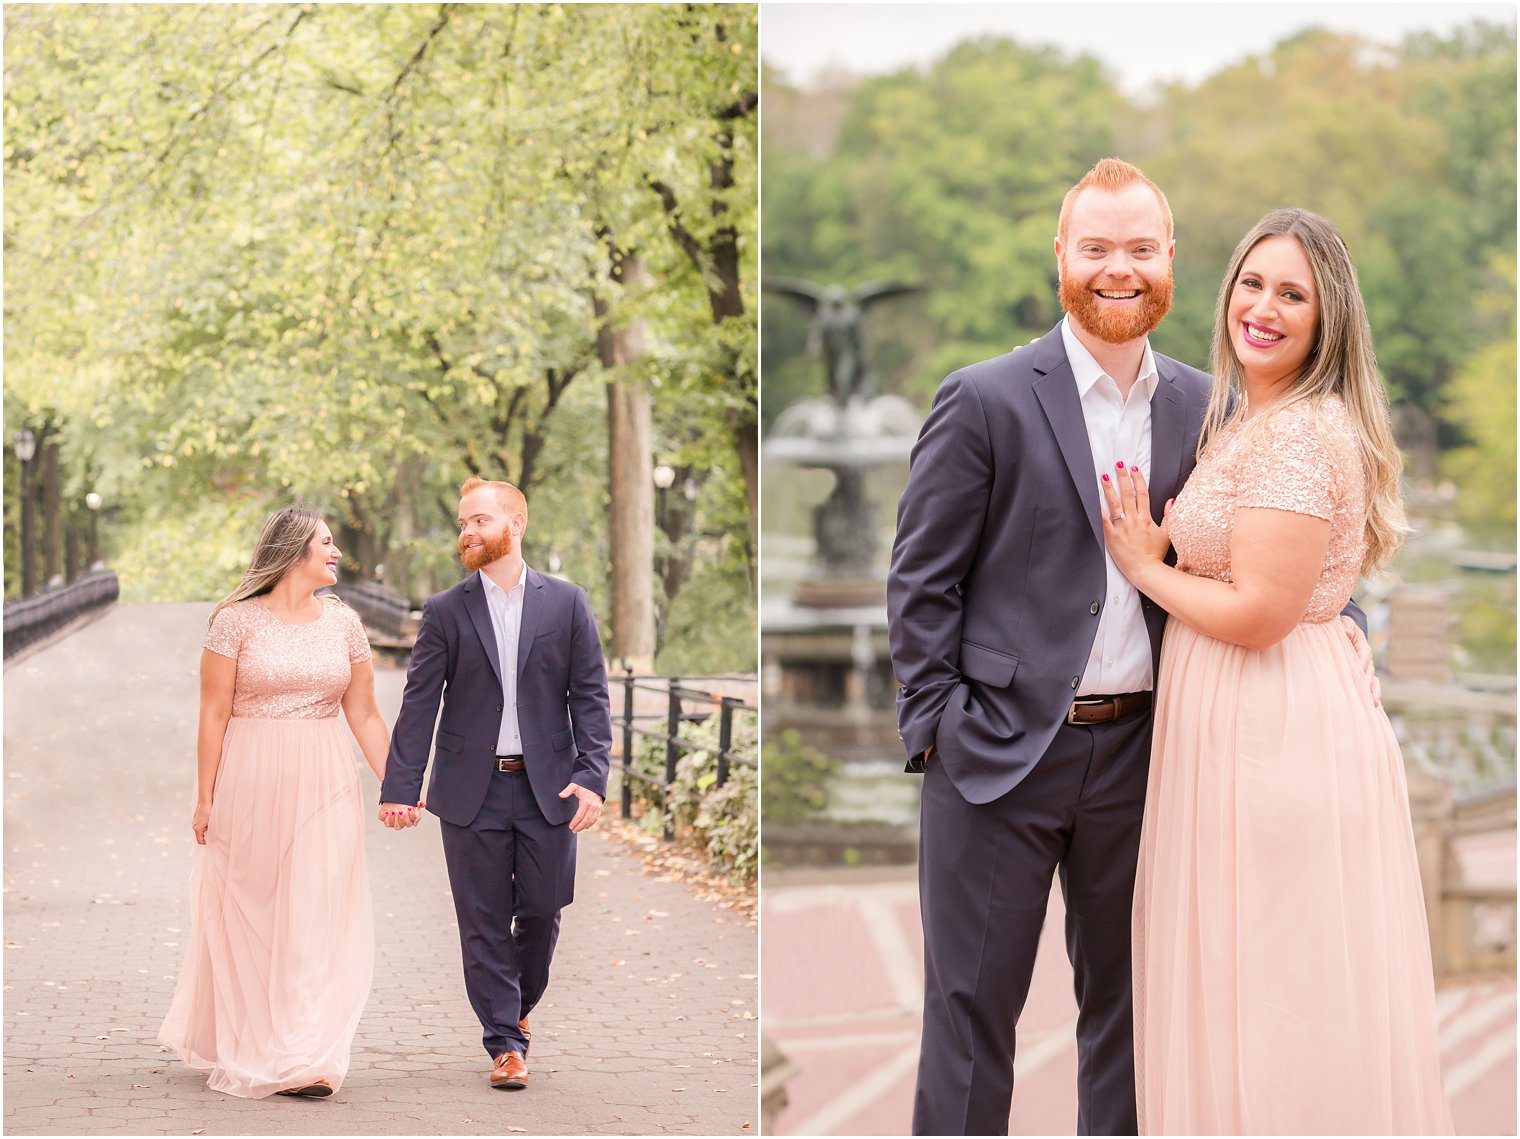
1057, 157, 1173, 245
460, 477, 528, 522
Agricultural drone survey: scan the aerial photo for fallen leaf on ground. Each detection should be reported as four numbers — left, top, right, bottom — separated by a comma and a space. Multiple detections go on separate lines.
600, 819, 756, 920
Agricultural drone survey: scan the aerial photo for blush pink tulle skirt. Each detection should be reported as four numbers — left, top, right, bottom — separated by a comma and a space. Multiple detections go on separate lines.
1134, 618, 1454, 1135
159, 716, 373, 1098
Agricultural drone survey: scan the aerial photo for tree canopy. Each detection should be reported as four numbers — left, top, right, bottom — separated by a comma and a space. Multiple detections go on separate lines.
6, 3, 758, 673
761, 21, 1517, 493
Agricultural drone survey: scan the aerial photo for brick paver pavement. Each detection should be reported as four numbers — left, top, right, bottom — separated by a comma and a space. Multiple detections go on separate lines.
763, 863, 1515, 1136
4, 603, 758, 1135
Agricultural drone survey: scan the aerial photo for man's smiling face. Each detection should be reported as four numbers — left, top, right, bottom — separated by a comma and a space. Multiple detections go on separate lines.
1056, 181, 1175, 346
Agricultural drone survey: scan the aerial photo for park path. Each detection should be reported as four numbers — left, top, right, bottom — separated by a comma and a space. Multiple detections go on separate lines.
763, 862, 1516, 1136
3, 603, 758, 1136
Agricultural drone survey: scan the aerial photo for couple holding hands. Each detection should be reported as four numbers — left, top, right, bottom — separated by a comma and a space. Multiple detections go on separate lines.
159, 478, 611, 1099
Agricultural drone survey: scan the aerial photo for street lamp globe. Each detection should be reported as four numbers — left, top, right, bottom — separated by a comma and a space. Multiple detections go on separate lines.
85, 492, 103, 512
14, 429, 36, 463
652, 464, 676, 490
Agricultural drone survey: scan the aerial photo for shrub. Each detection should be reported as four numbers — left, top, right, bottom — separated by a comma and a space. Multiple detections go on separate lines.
619, 705, 758, 885
760, 728, 840, 824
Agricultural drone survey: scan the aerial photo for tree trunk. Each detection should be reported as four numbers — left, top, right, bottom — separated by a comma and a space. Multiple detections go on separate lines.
1393, 403, 1440, 483
657, 465, 694, 632
648, 104, 758, 554
65, 520, 81, 583
389, 456, 425, 603
41, 437, 62, 586
596, 242, 655, 671
732, 407, 758, 586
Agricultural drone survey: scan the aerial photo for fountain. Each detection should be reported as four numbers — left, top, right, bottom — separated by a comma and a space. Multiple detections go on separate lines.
761, 277, 925, 859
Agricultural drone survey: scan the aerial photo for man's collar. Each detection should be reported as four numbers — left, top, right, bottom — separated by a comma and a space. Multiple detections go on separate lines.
1060, 314, 1160, 401
478, 561, 529, 599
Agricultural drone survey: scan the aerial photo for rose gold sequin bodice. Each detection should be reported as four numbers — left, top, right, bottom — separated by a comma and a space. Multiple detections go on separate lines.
203, 596, 372, 719
1168, 395, 1366, 624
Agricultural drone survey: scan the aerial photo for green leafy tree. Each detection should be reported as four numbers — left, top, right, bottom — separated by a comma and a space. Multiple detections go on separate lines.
5, 3, 757, 674
1440, 255, 1517, 545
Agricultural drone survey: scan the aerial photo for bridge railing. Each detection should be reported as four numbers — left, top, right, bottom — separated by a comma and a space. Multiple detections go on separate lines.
3, 569, 119, 659
1390, 681, 1518, 979
329, 580, 419, 647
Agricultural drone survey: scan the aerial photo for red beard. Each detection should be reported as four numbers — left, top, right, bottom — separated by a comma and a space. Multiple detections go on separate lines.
459, 528, 515, 571
1060, 270, 1174, 345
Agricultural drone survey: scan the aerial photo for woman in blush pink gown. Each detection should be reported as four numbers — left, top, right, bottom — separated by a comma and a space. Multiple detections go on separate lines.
1101, 209, 1453, 1135
159, 506, 411, 1099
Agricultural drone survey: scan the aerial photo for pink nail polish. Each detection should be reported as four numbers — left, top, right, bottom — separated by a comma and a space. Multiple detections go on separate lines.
1102, 473, 1110, 482
1116, 461, 1125, 469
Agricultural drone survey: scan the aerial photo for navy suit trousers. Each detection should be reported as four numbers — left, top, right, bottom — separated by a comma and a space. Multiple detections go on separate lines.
439, 768, 576, 1060
914, 710, 1153, 1136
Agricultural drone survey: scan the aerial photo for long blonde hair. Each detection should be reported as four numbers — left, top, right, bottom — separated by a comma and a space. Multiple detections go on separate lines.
1201, 208, 1408, 574
209, 505, 323, 626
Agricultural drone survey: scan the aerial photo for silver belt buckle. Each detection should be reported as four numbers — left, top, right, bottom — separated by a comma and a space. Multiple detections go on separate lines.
1067, 697, 1103, 725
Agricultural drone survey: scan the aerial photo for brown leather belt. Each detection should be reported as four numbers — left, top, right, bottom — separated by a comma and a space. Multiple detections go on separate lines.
1066, 692, 1151, 726
495, 755, 525, 772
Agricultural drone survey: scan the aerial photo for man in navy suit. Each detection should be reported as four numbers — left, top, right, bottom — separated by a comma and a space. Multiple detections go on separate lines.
889, 158, 1204, 1136
380, 476, 612, 1090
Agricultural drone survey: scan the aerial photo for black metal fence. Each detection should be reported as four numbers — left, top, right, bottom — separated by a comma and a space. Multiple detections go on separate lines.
330, 579, 418, 643
3, 569, 120, 659
614, 668, 758, 840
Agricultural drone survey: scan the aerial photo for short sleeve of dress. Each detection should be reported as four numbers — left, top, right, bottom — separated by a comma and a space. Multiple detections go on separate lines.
203, 603, 249, 660
1234, 405, 1339, 522
341, 603, 372, 664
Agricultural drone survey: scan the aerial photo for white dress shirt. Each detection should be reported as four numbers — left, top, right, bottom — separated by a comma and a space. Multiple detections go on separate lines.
479, 562, 528, 756
1060, 316, 1159, 696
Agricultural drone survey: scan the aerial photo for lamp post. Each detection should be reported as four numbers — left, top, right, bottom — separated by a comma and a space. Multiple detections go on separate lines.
652, 464, 675, 654
14, 429, 36, 596
652, 463, 676, 560
652, 463, 676, 520
85, 492, 103, 569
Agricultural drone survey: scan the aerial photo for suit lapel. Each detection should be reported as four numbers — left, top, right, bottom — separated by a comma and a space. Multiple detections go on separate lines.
462, 573, 503, 685
1031, 329, 1104, 552
1149, 367, 1186, 521
516, 567, 546, 679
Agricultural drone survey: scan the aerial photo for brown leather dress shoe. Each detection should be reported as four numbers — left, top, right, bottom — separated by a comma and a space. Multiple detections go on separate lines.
519, 1016, 530, 1042
491, 1050, 529, 1089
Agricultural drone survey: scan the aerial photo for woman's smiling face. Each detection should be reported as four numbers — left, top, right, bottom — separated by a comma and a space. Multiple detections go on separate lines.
1227, 234, 1321, 390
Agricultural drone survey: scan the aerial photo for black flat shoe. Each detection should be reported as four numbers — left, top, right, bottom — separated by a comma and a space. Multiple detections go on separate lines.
277, 1082, 334, 1098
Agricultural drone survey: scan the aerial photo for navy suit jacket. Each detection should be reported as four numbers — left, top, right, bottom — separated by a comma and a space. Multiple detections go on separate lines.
887, 323, 1216, 806
380, 567, 613, 828
887, 322, 1366, 806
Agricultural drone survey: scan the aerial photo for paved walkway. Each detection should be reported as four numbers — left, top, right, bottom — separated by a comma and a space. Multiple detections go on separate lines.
763, 864, 1515, 1135
4, 603, 757, 1135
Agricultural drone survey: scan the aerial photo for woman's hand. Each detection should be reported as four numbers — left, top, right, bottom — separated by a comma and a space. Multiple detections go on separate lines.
1099, 461, 1173, 586
378, 801, 426, 829
192, 802, 211, 845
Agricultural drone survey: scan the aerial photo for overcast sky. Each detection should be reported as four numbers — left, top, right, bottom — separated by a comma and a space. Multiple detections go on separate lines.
762, 3, 1516, 97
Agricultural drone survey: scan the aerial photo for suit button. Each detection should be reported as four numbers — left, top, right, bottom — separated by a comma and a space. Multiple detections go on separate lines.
1071, 677, 1080, 688
1090, 601, 1100, 615
496, 703, 503, 712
